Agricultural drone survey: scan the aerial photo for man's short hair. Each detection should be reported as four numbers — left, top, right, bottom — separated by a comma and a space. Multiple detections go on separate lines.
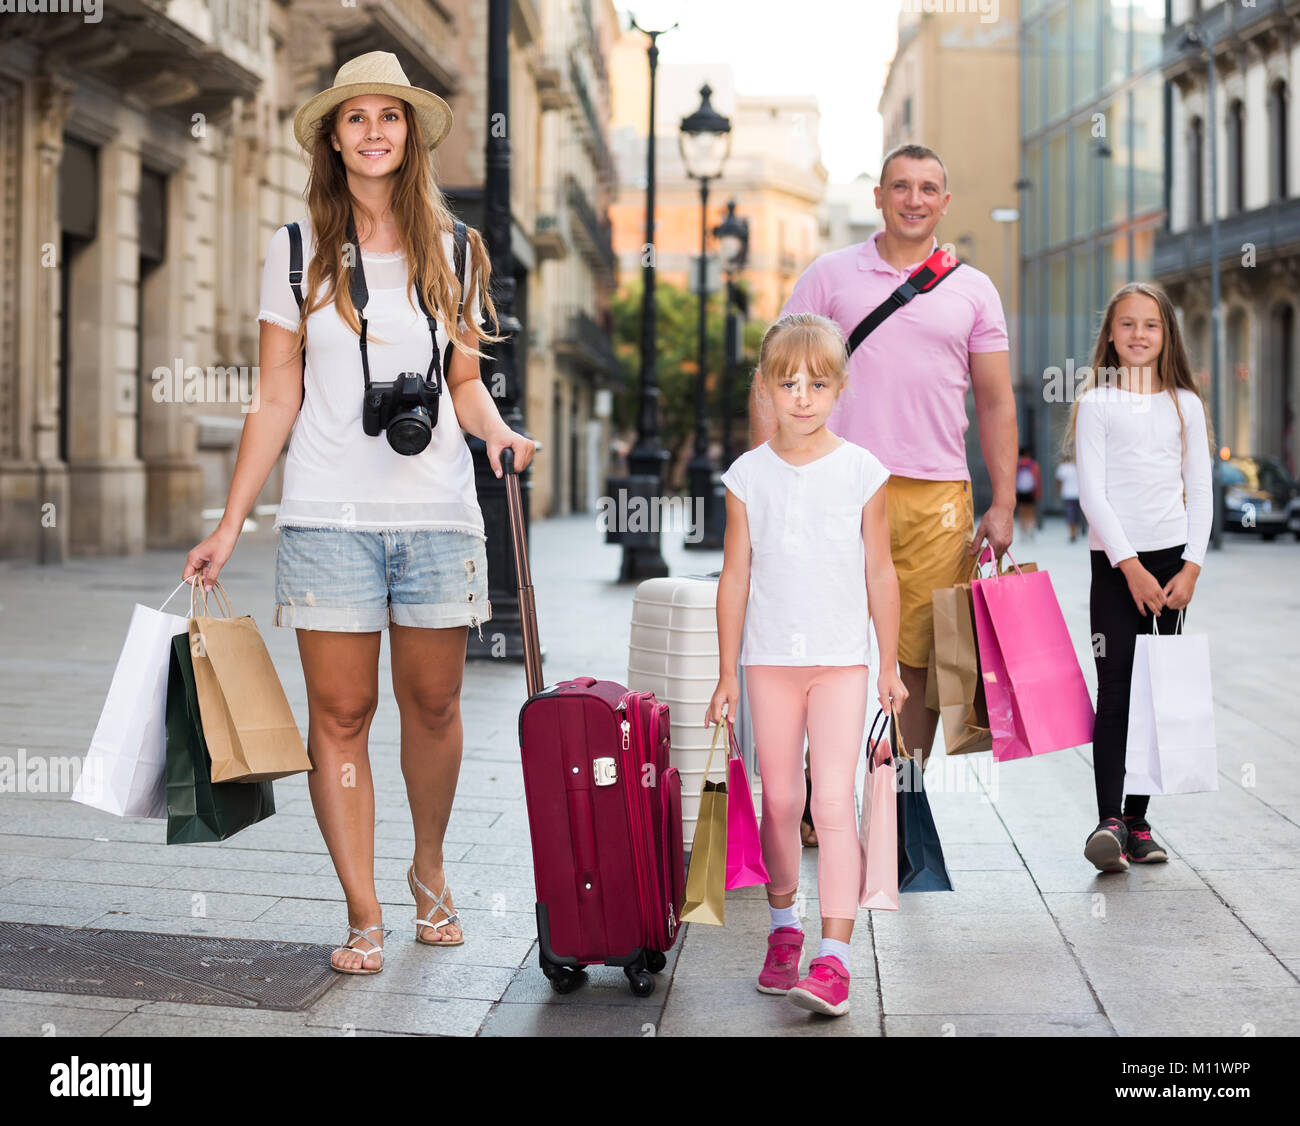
880, 144, 948, 191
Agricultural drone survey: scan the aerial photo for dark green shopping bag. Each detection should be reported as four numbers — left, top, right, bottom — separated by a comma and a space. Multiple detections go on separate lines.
165, 633, 275, 844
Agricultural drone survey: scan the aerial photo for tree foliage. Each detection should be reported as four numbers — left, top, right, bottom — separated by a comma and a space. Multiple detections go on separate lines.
610, 279, 766, 489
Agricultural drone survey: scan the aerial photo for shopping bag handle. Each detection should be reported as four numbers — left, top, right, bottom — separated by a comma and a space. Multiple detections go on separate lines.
707, 717, 738, 780
190, 578, 233, 619
159, 579, 193, 613
866, 708, 893, 771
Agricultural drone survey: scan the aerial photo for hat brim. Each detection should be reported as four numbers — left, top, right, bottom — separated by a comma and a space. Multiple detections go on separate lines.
293, 82, 453, 153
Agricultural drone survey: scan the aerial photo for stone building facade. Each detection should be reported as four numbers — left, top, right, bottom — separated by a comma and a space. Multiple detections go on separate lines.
1156, 0, 1300, 475
0, 0, 618, 561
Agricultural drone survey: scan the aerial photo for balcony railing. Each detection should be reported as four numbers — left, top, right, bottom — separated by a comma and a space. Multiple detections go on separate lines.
568, 52, 616, 185
534, 213, 569, 260
554, 308, 622, 381
565, 175, 616, 277
1153, 197, 1300, 278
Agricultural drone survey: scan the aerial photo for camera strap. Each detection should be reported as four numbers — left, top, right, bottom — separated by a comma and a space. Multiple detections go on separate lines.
285, 215, 469, 392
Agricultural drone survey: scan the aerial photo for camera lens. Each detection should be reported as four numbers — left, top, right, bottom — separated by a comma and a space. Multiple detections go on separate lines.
387, 407, 432, 455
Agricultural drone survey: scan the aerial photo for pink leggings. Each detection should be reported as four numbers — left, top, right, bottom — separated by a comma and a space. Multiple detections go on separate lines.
745, 664, 870, 920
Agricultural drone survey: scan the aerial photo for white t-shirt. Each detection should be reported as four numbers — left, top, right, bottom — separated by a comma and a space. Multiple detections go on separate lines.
721, 438, 890, 667
1075, 386, 1212, 567
1055, 460, 1079, 500
257, 217, 487, 533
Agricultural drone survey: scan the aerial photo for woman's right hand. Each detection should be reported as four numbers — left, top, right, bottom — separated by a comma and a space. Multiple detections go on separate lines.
704, 675, 739, 729
184, 522, 240, 591
1120, 559, 1166, 617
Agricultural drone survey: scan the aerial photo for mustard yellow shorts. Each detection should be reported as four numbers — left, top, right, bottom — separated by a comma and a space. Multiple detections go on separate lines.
885, 476, 975, 669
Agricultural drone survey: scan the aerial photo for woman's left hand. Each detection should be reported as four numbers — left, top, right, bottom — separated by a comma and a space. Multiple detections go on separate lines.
877, 668, 909, 716
1162, 565, 1198, 611
486, 427, 536, 477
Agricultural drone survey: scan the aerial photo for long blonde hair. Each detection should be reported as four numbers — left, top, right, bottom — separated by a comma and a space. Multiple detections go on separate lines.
1062, 281, 1215, 457
294, 100, 501, 357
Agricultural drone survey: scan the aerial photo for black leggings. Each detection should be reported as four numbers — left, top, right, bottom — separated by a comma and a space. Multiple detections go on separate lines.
1089, 544, 1187, 822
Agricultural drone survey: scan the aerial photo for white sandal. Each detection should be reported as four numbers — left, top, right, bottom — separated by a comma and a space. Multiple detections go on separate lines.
331, 923, 389, 975
408, 865, 465, 947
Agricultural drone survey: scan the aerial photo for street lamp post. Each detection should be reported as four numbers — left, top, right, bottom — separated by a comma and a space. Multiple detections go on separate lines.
608, 13, 678, 582
679, 84, 732, 552
1184, 22, 1225, 550
467, 0, 529, 661
713, 199, 749, 471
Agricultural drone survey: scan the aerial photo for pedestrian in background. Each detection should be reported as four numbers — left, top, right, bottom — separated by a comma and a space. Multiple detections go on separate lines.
707, 313, 907, 1018
1015, 447, 1041, 542
1056, 453, 1083, 542
1067, 282, 1212, 873
183, 53, 535, 974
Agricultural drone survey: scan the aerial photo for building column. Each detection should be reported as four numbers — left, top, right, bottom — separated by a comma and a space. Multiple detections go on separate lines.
64, 124, 146, 555
0, 74, 73, 562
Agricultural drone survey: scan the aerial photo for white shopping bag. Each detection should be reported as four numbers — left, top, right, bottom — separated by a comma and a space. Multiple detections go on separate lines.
72, 581, 191, 818
1124, 614, 1218, 796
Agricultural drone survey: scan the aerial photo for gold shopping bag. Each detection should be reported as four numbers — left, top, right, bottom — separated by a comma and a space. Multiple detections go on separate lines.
680, 721, 729, 926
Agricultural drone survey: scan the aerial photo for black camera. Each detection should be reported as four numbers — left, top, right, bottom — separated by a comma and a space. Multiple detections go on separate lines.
361, 373, 440, 456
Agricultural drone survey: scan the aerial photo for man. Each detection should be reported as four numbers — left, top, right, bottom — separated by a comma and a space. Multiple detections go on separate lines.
750, 144, 1017, 765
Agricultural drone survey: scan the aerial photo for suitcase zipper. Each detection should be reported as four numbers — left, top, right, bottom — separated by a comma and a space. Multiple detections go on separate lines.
617, 692, 659, 945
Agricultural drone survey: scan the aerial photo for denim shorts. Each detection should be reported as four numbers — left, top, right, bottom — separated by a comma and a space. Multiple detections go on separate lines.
273, 526, 491, 633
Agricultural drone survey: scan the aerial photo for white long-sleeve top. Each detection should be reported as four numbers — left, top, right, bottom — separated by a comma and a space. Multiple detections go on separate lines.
1075, 386, 1212, 568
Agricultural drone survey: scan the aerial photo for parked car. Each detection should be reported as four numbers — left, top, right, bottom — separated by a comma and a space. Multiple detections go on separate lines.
1221, 455, 1296, 541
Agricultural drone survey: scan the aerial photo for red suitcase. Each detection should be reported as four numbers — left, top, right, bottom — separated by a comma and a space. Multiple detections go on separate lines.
503, 450, 685, 996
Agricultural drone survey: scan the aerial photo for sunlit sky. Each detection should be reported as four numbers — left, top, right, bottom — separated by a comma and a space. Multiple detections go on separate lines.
613, 1, 901, 184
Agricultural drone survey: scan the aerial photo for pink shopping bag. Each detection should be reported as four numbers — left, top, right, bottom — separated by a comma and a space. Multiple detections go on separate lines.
858, 708, 899, 911
971, 558, 1095, 762
724, 723, 769, 890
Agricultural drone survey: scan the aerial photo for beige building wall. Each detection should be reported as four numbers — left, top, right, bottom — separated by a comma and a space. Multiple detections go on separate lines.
878, 0, 1021, 379
0, 0, 613, 558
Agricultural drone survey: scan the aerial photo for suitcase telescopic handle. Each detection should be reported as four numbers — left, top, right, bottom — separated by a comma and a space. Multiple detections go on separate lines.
501, 448, 545, 698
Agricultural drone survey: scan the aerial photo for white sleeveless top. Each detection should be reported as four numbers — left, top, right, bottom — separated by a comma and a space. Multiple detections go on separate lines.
257, 217, 486, 533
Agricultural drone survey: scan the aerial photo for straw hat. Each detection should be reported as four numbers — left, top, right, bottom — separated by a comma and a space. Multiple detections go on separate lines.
293, 51, 453, 152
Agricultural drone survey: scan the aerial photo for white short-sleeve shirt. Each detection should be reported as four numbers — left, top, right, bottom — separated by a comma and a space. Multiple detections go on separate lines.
258, 217, 487, 533
721, 438, 890, 667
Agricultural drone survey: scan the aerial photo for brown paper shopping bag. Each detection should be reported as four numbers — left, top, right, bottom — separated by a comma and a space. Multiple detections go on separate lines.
931, 559, 1035, 756
188, 582, 310, 783
681, 721, 729, 926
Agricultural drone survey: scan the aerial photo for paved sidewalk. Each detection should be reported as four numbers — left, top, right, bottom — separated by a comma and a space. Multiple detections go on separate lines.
1, 510, 1298, 1036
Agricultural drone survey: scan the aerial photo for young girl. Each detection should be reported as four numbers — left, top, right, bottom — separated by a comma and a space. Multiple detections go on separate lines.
1015, 447, 1042, 541
183, 53, 535, 973
1068, 282, 1212, 872
705, 314, 907, 1017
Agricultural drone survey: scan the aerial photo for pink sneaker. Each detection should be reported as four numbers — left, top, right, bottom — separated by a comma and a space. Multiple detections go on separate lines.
787, 955, 850, 1016
756, 927, 804, 994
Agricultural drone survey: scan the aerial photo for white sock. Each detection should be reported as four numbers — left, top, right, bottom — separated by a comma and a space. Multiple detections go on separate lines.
818, 938, 851, 973
769, 904, 800, 933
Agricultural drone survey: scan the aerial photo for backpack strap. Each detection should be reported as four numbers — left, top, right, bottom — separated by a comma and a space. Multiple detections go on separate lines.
444, 220, 469, 380
286, 221, 304, 312
846, 247, 961, 357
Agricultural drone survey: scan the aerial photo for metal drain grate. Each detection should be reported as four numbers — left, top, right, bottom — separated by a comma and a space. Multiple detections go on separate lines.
0, 922, 343, 1010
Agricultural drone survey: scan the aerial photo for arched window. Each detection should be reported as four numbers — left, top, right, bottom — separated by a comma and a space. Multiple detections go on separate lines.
1188, 115, 1204, 225
1227, 99, 1245, 213
1269, 80, 1289, 201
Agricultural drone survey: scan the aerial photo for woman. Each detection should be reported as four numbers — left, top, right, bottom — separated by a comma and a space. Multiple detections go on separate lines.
183, 52, 535, 974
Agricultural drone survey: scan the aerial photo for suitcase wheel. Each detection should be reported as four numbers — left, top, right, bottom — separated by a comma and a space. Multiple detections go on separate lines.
645, 949, 667, 975
540, 957, 586, 995
624, 964, 655, 997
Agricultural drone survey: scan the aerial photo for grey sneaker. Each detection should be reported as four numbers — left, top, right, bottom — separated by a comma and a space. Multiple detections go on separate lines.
1085, 818, 1130, 872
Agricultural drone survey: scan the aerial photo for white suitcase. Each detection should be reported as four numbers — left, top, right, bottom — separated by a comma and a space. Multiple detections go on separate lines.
627, 576, 762, 838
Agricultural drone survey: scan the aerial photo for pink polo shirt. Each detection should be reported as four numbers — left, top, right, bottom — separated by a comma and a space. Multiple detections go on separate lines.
781, 232, 1008, 481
